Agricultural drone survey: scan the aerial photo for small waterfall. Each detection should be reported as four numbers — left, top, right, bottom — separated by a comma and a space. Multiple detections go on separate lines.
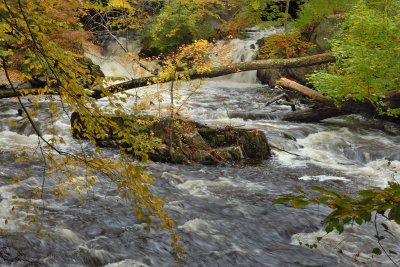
85, 37, 153, 83
218, 27, 279, 84
87, 29, 279, 85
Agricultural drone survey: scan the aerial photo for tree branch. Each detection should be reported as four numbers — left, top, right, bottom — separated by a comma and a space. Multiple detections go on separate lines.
91, 53, 335, 98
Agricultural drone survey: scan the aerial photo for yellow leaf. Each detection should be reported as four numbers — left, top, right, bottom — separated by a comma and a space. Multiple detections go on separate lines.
108, 0, 132, 9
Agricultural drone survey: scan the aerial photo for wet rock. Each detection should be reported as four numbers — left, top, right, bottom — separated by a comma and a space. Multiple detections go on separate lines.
215, 146, 244, 162
282, 133, 296, 141
0, 246, 19, 261
257, 61, 324, 87
80, 56, 105, 80
71, 112, 271, 165
197, 127, 271, 162
29, 76, 47, 88
192, 150, 216, 165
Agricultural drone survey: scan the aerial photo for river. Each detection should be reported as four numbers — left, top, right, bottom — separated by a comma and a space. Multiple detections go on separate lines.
0, 29, 400, 266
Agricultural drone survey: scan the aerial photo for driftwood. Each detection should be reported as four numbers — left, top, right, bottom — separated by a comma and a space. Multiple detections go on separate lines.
265, 93, 295, 111
277, 77, 400, 123
276, 77, 328, 103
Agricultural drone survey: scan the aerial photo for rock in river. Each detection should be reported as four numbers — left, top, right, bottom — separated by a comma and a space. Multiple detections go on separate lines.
71, 112, 271, 165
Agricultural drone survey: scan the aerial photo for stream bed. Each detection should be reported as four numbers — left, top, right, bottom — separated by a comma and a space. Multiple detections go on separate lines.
0, 30, 400, 266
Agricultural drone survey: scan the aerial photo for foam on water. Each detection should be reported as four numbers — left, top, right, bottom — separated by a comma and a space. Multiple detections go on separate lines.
105, 260, 149, 267
273, 125, 400, 187
292, 223, 400, 266
178, 218, 218, 236
299, 175, 350, 182
0, 130, 41, 149
85, 37, 153, 82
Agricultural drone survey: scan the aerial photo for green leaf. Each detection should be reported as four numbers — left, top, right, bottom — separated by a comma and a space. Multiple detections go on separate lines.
388, 205, 400, 224
360, 212, 372, 222
311, 186, 340, 197
357, 190, 376, 198
336, 224, 344, 234
355, 218, 364, 225
272, 198, 290, 205
325, 224, 334, 233
372, 248, 382, 255
290, 199, 309, 208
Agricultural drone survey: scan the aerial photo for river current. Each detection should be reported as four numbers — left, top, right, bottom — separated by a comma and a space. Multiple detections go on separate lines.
0, 29, 400, 266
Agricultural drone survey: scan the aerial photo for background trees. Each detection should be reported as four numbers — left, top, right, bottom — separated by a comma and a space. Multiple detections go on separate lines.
309, 0, 400, 116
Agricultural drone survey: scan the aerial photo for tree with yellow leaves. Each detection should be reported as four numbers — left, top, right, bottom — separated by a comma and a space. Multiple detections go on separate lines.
0, 0, 184, 258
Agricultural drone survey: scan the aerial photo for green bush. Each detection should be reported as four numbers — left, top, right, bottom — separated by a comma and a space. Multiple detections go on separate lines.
308, 0, 400, 115
294, 0, 356, 30
141, 0, 219, 55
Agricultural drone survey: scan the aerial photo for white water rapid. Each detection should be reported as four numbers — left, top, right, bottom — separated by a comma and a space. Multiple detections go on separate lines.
0, 29, 399, 266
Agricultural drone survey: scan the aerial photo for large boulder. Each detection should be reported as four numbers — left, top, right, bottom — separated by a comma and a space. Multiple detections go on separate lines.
71, 112, 271, 165
308, 15, 343, 53
257, 64, 322, 87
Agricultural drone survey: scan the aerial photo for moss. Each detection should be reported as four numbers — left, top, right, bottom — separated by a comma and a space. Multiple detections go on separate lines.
72, 112, 271, 165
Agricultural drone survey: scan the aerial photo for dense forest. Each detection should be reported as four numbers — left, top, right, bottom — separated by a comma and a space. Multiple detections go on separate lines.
0, 0, 400, 266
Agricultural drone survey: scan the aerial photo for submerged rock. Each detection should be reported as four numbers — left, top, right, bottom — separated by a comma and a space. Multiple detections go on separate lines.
71, 112, 271, 165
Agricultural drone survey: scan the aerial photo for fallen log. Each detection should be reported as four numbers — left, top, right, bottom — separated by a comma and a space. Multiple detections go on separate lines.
283, 107, 342, 122
278, 77, 400, 123
276, 77, 328, 103
265, 93, 296, 111
228, 111, 286, 120
0, 87, 59, 99
0, 53, 335, 99
91, 53, 335, 98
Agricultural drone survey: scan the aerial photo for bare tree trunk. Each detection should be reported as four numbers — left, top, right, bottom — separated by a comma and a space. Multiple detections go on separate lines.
284, 0, 290, 58
284, 0, 290, 33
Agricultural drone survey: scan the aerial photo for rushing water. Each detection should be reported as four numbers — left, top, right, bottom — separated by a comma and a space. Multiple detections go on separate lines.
1, 30, 400, 266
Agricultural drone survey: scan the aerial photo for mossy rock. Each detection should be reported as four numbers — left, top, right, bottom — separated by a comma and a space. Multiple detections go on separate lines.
197, 127, 271, 162
308, 15, 344, 52
71, 112, 271, 165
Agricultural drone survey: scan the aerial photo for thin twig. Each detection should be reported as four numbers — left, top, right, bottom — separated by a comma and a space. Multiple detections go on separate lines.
269, 143, 301, 157
374, 213, 399, 267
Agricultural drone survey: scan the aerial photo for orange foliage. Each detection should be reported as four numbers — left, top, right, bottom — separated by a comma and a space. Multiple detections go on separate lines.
50, 30, 94, 55
0, 69, 24, 84
257, 33, 315, 59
